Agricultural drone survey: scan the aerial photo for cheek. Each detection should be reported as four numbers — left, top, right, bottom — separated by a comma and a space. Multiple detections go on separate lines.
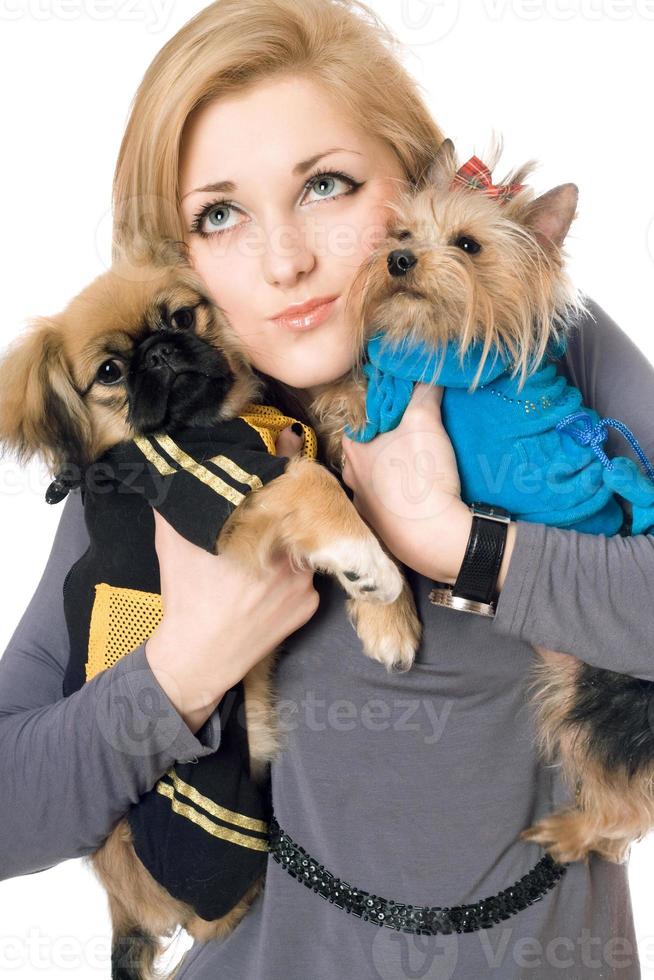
362, 176, 407, 248
310, 187, 394, 275
346, 194, 394, 264
187, 240, 253, 330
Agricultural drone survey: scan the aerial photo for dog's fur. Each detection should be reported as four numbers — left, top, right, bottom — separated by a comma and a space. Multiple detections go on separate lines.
310, 137, 654, 867
0, 240, 421, 979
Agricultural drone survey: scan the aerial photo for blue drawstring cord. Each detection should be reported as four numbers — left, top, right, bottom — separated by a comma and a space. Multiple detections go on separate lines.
555, 410, 654, 481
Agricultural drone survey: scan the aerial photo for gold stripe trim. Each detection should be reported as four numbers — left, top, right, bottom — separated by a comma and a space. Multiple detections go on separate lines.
163, 768, 268, 833
133, 435, 177, 476
208, 454, 264, 491
153, 434, 245, 507
156, 781, 269, 851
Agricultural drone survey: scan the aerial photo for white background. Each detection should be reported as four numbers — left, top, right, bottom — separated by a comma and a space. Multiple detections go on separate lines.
0, 0, 653, 976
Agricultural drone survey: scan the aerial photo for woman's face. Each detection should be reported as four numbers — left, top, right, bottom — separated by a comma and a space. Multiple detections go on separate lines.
178, 75, 408, 392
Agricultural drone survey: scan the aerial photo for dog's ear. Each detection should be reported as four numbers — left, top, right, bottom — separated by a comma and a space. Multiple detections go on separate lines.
0, 316, 92, 476
520, 183, 579, 250
115, 237, 191, 270
155, 238, 191, 268
423, 138, 458, 189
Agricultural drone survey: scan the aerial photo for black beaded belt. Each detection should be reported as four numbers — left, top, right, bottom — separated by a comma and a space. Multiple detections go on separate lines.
268, 814, 568, 935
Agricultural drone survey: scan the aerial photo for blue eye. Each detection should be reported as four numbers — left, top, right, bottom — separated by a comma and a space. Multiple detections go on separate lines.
189, 168, 363, 240
304, 171, 355, 202
310, 176, 336, 197
206, 205, 228, 227
302, 169, 362, 206
191, 201, 246, 238
310, 174, 337, 197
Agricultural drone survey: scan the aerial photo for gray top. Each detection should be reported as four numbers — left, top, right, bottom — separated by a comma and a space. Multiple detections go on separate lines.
1, 298, 653, 980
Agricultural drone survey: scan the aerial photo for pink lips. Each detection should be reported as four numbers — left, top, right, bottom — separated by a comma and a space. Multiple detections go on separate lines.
270, 295, 339, 332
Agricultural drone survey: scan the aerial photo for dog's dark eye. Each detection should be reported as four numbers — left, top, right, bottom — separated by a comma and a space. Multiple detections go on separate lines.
396, 230, 412, 241
96, 359, 124, 385
171, 306, 195, 330
453, 236, 482, 255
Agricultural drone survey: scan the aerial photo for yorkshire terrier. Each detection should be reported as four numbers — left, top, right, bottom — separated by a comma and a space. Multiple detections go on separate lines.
0, 240, 421, 979
310, 137, 654, 867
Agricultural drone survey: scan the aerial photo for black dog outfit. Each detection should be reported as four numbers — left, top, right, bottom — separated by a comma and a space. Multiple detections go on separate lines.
55, 404, 317, 921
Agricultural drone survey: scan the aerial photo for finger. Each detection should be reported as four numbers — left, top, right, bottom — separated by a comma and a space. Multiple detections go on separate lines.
402, 383, 443, 424
275, 423, 304, 457
410, 382, 443, 408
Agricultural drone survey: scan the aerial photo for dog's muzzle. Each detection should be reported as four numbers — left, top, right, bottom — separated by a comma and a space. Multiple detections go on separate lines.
128, 331, 234, 433
138, 333, 198, 375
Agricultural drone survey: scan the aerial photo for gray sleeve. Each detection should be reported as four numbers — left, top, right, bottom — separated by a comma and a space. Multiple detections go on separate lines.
493, 297, 654, 681
0, 487, 222, 880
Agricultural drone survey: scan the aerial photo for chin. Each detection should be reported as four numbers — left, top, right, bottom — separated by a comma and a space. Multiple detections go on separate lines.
276, 360, 355, 390
268, 333, 356, 390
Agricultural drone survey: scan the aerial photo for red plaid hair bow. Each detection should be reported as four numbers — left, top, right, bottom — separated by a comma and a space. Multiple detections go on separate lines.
450, 156, 525, 204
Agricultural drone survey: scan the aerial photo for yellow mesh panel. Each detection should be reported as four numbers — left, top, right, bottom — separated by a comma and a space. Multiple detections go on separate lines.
86, 583, 163, 682
239, 403, 318, 460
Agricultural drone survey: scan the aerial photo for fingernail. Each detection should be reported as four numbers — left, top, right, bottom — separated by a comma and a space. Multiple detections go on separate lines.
291, 422, 304, 437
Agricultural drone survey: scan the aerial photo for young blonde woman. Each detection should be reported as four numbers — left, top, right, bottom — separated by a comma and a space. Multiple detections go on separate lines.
1, 1, 653, 977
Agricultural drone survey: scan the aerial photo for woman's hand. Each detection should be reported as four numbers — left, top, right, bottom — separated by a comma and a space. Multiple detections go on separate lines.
145, 422, 318, 734
341, 382, 516, 585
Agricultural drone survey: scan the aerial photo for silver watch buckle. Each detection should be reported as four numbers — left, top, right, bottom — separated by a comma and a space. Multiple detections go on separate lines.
428, 585, 496, 617
469, 504, 512, 526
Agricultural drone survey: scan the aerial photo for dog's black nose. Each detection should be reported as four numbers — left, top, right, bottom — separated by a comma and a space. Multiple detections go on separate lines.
144, 339, 179, 370
387, 248, 417, 277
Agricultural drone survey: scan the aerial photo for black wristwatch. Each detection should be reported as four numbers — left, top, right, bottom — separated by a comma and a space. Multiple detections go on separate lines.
428, 502, 512, 617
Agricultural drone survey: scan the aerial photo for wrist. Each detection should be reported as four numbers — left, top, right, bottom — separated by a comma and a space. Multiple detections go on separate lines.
145, 628, 227, 736
425, 501, 516, 595
418, 501, 474, 584
496, 520, 517, 593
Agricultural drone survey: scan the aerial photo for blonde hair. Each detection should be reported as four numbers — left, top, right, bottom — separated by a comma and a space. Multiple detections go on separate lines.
111, 0, 446, 424
112, 0, 444, 253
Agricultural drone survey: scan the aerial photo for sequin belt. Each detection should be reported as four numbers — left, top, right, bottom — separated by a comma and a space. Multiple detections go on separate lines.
268, 814, 568, 935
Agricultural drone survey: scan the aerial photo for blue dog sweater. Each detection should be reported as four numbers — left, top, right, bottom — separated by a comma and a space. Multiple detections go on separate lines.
344, 331, 654, 535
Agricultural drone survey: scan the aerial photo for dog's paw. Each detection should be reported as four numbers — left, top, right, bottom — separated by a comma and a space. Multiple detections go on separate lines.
346, 594, 421, 672
520, 810, 592, 865
308, 536, 403, 604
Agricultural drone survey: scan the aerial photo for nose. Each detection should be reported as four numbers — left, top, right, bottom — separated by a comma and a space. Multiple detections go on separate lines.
387, 248, 418, 277
144, 339, 179, 371
260, 214, 316, 288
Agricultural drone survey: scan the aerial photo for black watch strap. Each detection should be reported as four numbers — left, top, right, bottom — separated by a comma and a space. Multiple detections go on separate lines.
452, 503, 511, 605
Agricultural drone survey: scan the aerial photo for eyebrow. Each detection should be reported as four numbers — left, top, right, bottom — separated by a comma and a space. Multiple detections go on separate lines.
180, 147, 363, 201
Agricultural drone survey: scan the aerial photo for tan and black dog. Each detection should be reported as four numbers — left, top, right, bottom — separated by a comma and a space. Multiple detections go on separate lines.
0, 240, 421, 979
